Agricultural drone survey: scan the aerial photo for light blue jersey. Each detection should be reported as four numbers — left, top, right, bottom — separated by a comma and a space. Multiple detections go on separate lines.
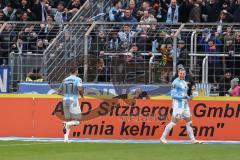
59, 75, 82, 107
171, 78, 189, 109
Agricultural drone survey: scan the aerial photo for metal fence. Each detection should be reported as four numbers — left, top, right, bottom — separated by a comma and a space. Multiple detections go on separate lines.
8, 53, 44, 92
83, 22, 182, 84
1, 21, 240, 96
43, 0, 112, 82
182, 24, 240, 96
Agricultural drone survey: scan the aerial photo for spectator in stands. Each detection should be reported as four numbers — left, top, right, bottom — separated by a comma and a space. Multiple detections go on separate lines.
0, 23, 16, 65
129, 43, 143, 61
39, 15, 60, 42
205, 38, 222, 83
216, 10, 233, 33
2, 2, 17, 21
153, 0, 167, 22
0, 9, 7, 21
14, 9, 23, 21
178, 0, 192, 23
218, 9, 233, 23
25, 68, 44, 82
140, 9, 157, 23
94, 58, 109, 82
90, 30, 107, 57
67, 0, 81, 15
21, 11, 31, 21
50, 1, 70, 28
118, 24, 136, 51
231, 0, 240, 22
107, 28, 121, 52
136, 30, 152, 53
137, 1, 151, 21
35, 39, 45, 54
18, 0, 33, 15
33, 0, 50, 22
109, 0, 123, 22
67, 0, 81, 10
223, 26, 235, 71
166, 0, 180, 23
159, 43, 173, 83
0, 0, 6, 9
158, 31, 173, 47
23, 24, 38, 52
219, 69, 233, 96
128, 0, 138, 18
175, 40, 189, 69
229, 78, 240, 96
202, 0, 223, 22
11, 32, 28, 54
199, 28, 219, 52
188, 0, 201, 23
234, 32, 240, 77
115, 7, 138, 22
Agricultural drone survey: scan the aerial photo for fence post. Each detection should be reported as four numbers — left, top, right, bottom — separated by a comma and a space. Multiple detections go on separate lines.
84, 22, 97, 82
173, 24, 185, 76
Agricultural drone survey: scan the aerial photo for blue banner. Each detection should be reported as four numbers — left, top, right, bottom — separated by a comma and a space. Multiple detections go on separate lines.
0, 66, 10, 93
18, 82, 171, 96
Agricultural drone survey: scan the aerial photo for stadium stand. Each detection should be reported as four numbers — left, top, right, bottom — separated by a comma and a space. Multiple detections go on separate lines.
0, 0, 240, 97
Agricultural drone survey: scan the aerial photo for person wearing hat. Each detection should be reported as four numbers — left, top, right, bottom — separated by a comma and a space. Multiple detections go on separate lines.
176, 39, 189, 69
199, 28, 211, 47
229, 78, 240, 96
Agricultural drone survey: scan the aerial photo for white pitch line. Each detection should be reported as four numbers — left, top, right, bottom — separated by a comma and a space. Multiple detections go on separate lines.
0, 142, 54, 147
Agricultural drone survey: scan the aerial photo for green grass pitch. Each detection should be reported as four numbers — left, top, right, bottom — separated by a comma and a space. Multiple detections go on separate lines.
0, 141, 239, 160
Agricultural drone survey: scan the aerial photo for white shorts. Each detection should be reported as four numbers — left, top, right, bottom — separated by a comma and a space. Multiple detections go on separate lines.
172, 108, 191, 119
63, 97, 81, 120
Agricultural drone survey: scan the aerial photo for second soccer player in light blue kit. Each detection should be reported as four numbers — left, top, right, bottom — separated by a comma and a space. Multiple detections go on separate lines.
58, 66, 84, 143
160, 68, 202, 144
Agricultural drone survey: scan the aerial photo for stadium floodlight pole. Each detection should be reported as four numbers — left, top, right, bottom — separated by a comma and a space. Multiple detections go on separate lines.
83, 22, 96, 82
173, 24, 185, 76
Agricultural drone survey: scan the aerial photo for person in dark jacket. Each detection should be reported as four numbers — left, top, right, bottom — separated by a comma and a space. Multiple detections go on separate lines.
218, 69, 233, 96
115, 7, 138, 22
32, 0, 49, 22
202, 0, 224, 22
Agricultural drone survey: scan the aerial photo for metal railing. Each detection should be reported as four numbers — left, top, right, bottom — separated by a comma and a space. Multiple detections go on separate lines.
2, 21, 240, 96
43, 0, 112, 82
8, 52, 44, 92
83, 22, 183, 84
189, 53, 240, 83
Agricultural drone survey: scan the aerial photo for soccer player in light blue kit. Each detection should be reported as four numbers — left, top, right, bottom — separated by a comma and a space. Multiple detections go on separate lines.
160, 68, 202, 144
58, 66, 84, 142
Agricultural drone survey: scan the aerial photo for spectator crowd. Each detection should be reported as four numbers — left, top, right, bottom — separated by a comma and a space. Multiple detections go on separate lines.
0, 0, 86, 65
0, 0, 240, 96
